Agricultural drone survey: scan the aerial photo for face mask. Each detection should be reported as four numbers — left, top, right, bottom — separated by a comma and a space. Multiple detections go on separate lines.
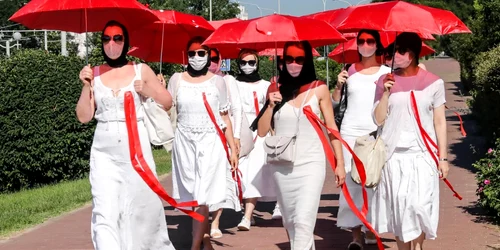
188, 55, 208, 71
286, 63, 303, 77
104, 43, 123, 60
241, 64, 257, 75
358, 45, 377, 58
208, 62, 219, 74
386, 52, 412, 69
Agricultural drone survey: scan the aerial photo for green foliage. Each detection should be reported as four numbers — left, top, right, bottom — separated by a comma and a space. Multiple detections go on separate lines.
469, 45, 500, 143
474, 139, 500, 222
139, 0, 240, 21
0, 50, 95, 193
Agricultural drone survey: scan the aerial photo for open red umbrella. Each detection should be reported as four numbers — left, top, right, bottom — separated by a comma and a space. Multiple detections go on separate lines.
9, 0, 157, 33
203, 14, 346, 51
127, 9, 214, 68
9, 0, 158, 63
329, 39, 435, 64
209, 18, 242, 29
334, 1, 471, 35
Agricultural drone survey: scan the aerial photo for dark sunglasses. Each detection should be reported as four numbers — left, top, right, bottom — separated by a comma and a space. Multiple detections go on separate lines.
384, 47, 409, 59
284, 55, 306, 65
239, 60, 257, 67
357, 38, 376, 46
102, 34, 124, 43
210, 56, 220, 63
187, 50, 207, 58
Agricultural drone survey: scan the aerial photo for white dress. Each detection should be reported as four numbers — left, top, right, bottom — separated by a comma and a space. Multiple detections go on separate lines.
168, 73, 230, 206
337, 65, 391, 229
90, 63, 174, 250
370, 69, 445, 243
271, 86, 326, 250
234, 78, 276, 200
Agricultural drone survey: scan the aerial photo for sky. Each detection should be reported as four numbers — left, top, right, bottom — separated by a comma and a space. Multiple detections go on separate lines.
233, 0, 372, 19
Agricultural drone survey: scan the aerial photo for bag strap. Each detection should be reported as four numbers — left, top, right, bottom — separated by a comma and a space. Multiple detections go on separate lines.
123, 91, 204, 222
409, 91, 462, 200
202, 92, 244, 203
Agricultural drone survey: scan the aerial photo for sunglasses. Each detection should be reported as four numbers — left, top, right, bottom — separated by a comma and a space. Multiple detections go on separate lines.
187, 50, 207, 58
239, 60, 257, 67
384, 47, 409, 59
210, 56, 220, 63
102, 34, 124, 43
357, 38, 376, 46
284, 55, 306, 65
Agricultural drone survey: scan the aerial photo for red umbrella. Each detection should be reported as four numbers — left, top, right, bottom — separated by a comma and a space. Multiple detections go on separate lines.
128, 10, 214, 67
258, 48, 321, 57
334, 1, 471, 35
203, 14, 346, 51
9, 0, 157, 33
329, 39, 435, 64
209, 18, 242, 29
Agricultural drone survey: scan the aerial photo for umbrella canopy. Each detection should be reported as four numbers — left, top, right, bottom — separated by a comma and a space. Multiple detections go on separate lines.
334, 1, 471, 35
209, 18, 242, 29
9, 0, 158, 33
128, 10, 214, 65
203, 14, 346, 51
258, 48, 321, 57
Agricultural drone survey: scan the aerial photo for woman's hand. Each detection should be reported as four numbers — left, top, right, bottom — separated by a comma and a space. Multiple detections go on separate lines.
438, 160, 449, 179
383, 73, 395, 93
79, 65, 93, 86
157, 74, 166, 87
268, 91, 282, 108
230, 151, 239, 172
335, 163, 346, 188
337, 70, 348, 87
134, 80, 156, 98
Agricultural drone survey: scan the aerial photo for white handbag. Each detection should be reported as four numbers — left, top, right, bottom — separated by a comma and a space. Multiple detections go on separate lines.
350, 130, 386, 188
263, 81, 316, 165
227, 77, 255, 158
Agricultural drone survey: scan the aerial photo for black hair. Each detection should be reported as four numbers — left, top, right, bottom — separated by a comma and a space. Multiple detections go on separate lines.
386, 32, 422, 65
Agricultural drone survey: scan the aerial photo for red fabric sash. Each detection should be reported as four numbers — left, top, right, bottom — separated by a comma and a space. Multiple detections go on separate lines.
202, 93, 244, 203
303, 106, 384, 250
410, 91, 462, 200
123, 92, 204, 222
445, 105, 467, 137
253, 91, 260, 142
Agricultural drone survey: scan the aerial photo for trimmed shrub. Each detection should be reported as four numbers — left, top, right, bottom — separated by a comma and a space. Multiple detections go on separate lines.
0, 50, 95, 193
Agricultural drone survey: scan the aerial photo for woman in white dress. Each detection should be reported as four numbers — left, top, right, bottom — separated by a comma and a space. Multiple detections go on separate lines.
255, 41, 346, 250
168, 37, 238, 250
372, 32, 449, 250
332, 30, 391, 250
206, 48, 242, 239
76, 21, 174, 250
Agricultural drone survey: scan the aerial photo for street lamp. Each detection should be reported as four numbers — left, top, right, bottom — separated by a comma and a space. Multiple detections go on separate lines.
13, 32, 22, 49
238, 1, 276, 17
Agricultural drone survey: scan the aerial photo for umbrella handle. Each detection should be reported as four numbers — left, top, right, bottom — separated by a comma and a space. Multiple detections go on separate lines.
390, 32, 398, 73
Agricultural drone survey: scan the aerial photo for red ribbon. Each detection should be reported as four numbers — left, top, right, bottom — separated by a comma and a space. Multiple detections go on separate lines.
445, 105, 467, 137
303, 106, 384, 250
123, 92, 204, 221
253, 91, 260, 142
202, 93, 244, 204
410, 91, 462, 200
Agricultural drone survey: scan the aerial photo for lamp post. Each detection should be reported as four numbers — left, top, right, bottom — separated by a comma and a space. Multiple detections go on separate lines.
238, 1, 276, 17
321, 0, 330, 87
210, 0, 213, 21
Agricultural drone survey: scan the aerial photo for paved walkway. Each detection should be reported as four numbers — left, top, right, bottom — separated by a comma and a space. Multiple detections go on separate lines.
1, 58, 499, 250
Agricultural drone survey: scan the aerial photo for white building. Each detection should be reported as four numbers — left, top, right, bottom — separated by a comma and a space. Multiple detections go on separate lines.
237, 5, 249, 20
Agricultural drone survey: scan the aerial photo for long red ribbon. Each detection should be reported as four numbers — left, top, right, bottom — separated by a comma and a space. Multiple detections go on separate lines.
410, 91, 462, 200
303, 106, 384, 250
445, 105, 467, 137
202, 93, 244, 204
123, 92, 204, 222
253, 91, 260, 142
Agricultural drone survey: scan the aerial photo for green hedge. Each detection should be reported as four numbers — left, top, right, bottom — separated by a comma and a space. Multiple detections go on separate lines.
474, 139, 500, 222
0, 50, 95, 193
470, 45, 500, 144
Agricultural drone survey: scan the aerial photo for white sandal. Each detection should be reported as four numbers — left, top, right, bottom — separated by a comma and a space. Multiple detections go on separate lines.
210, 228, 223, 239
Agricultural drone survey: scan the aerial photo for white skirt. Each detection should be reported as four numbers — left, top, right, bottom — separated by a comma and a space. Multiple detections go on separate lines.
370, 149, 440, 243
337, 134, 375, 229
238, 136, 276, 199
171, 127, 227, 206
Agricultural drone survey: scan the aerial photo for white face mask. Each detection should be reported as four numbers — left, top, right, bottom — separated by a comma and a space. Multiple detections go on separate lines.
241, 64, 257, 75
386, 52, 412, 69
188, 55, 208, 71
104, 43, 123, 60
286, 63, 303, 77
358, 45, 377, 58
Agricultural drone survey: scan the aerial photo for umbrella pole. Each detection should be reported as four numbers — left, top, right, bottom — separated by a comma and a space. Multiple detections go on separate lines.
159, 23, 165, 74
85, 8, 88, 65
391, 32, 398, 73
342, 42, 345, 70
274, 41, 278, 88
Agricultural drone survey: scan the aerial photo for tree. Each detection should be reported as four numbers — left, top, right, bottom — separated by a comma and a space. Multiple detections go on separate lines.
139, 0, 240, 21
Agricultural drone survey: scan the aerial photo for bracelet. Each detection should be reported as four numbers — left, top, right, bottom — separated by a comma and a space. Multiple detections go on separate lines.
439, 158, 448, 162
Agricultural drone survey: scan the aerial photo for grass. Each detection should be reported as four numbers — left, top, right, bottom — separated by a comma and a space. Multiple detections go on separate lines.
0, 148, 171, 239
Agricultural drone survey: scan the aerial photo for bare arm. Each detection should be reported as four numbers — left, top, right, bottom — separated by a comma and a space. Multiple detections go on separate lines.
257, 84, 280, 137
332, 70, 348, 103
221, 113, 237, 153
318, 84, 344, 166
142, 64, 172, 111
373, 73, 394, 125
433, 105, 447, 159
76, 65, 95, 124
